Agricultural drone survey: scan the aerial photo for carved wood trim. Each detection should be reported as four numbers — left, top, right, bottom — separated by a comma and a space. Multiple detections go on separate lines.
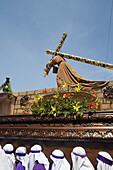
0, 126, 113, 140
0, 113, 113, 141
0, 114, 113, 124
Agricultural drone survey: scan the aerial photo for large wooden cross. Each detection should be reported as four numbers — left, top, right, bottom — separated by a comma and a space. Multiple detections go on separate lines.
51, 32, 67, 59
44, 32, 113, 76
44, 32, 67, 76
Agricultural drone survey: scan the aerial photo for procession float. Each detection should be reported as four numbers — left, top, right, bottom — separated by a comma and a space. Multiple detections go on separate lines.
0, 33, 113, 168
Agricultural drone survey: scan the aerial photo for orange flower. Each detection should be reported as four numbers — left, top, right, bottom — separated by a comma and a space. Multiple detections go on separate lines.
89, 102, 93, 108
86, 88, 91, 91
63, 94, 67, 99
43, 89, 48, 93
93, 103, 98, 109
56, 101, 58, 104
22, 111, 27, 115
90, 98, 94, 101
93, 90, 96, 96
57, 87, 59, 93
27, 101, 30, 104
67, 93, 71, 98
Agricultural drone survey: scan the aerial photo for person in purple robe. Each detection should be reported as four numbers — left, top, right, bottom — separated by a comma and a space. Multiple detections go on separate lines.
3, 143, 16, 170
71, 146, 94, 170
28, 145, 49, 170
97, 151, 113, 170
0, 148, 12, 170
15, 146, 29, 170
15, 162, 25, 170
33, 160, 46, 170
50, 149, 70, 170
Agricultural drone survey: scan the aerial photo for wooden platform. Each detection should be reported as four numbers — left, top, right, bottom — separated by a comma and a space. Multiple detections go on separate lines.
0, 111, 113, 168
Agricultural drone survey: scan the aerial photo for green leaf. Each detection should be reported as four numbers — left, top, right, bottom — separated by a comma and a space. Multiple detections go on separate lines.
41, 112, 45, 116
74, 115, 76, 120
63, 111, 69, 118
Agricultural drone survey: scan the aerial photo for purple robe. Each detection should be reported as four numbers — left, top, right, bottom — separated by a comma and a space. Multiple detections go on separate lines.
33, 163, 46, 170
15, 162, 25, 170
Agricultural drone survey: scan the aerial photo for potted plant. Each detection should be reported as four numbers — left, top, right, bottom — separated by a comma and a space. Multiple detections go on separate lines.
0, 77, 13, 99
0, 77, 16, 115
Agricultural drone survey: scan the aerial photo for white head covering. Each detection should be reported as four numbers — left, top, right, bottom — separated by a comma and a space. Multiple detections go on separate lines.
0, 148, 12, 170
28, 144, 49, 170
15, 146, 29, 170
50, 149, 70, 170
97, 151, 113, 170
71, 146, 94, 170
3, 144, 16, 170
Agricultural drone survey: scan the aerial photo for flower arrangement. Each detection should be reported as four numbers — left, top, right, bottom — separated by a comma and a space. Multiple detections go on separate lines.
21, 84, 100, 120
0, 78, 13, 99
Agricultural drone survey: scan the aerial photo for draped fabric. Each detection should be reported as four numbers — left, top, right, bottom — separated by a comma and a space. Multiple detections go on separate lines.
3, 144, 16, 170
97, 151, 113, 170
15, 162, 25, 170
71, 146, 94, 170
50, 149, 70, 170
28, 145, 49, 170
0, 148, 12, 170
33, 163, 46, 170
15, 147, 29, 170
46, 55, 109, 88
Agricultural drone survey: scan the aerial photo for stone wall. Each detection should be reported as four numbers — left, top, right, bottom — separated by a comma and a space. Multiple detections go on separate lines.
13, 81, 113, 115
96, 81, 113, 111
13, 88, 56, 115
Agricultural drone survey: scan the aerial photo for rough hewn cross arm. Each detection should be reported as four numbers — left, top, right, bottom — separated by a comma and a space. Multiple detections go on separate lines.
55, 32, 67, 52
45, 50, 113, 70
44, 32, 67, 77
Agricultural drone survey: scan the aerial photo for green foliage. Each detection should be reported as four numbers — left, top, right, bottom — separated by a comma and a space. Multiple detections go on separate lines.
7, 81, 13, 99
0, 83, 5, 91
0, 81, 13, 99
21, 84, 100, 119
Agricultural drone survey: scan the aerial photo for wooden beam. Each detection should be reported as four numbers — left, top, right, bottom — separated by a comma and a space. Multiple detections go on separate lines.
44, 32, 67, 76
51, 32, 67, 60
45, 50, 113, 70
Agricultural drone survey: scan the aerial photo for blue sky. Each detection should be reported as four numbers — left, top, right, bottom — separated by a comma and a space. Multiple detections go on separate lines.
0, 0, 113, 92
